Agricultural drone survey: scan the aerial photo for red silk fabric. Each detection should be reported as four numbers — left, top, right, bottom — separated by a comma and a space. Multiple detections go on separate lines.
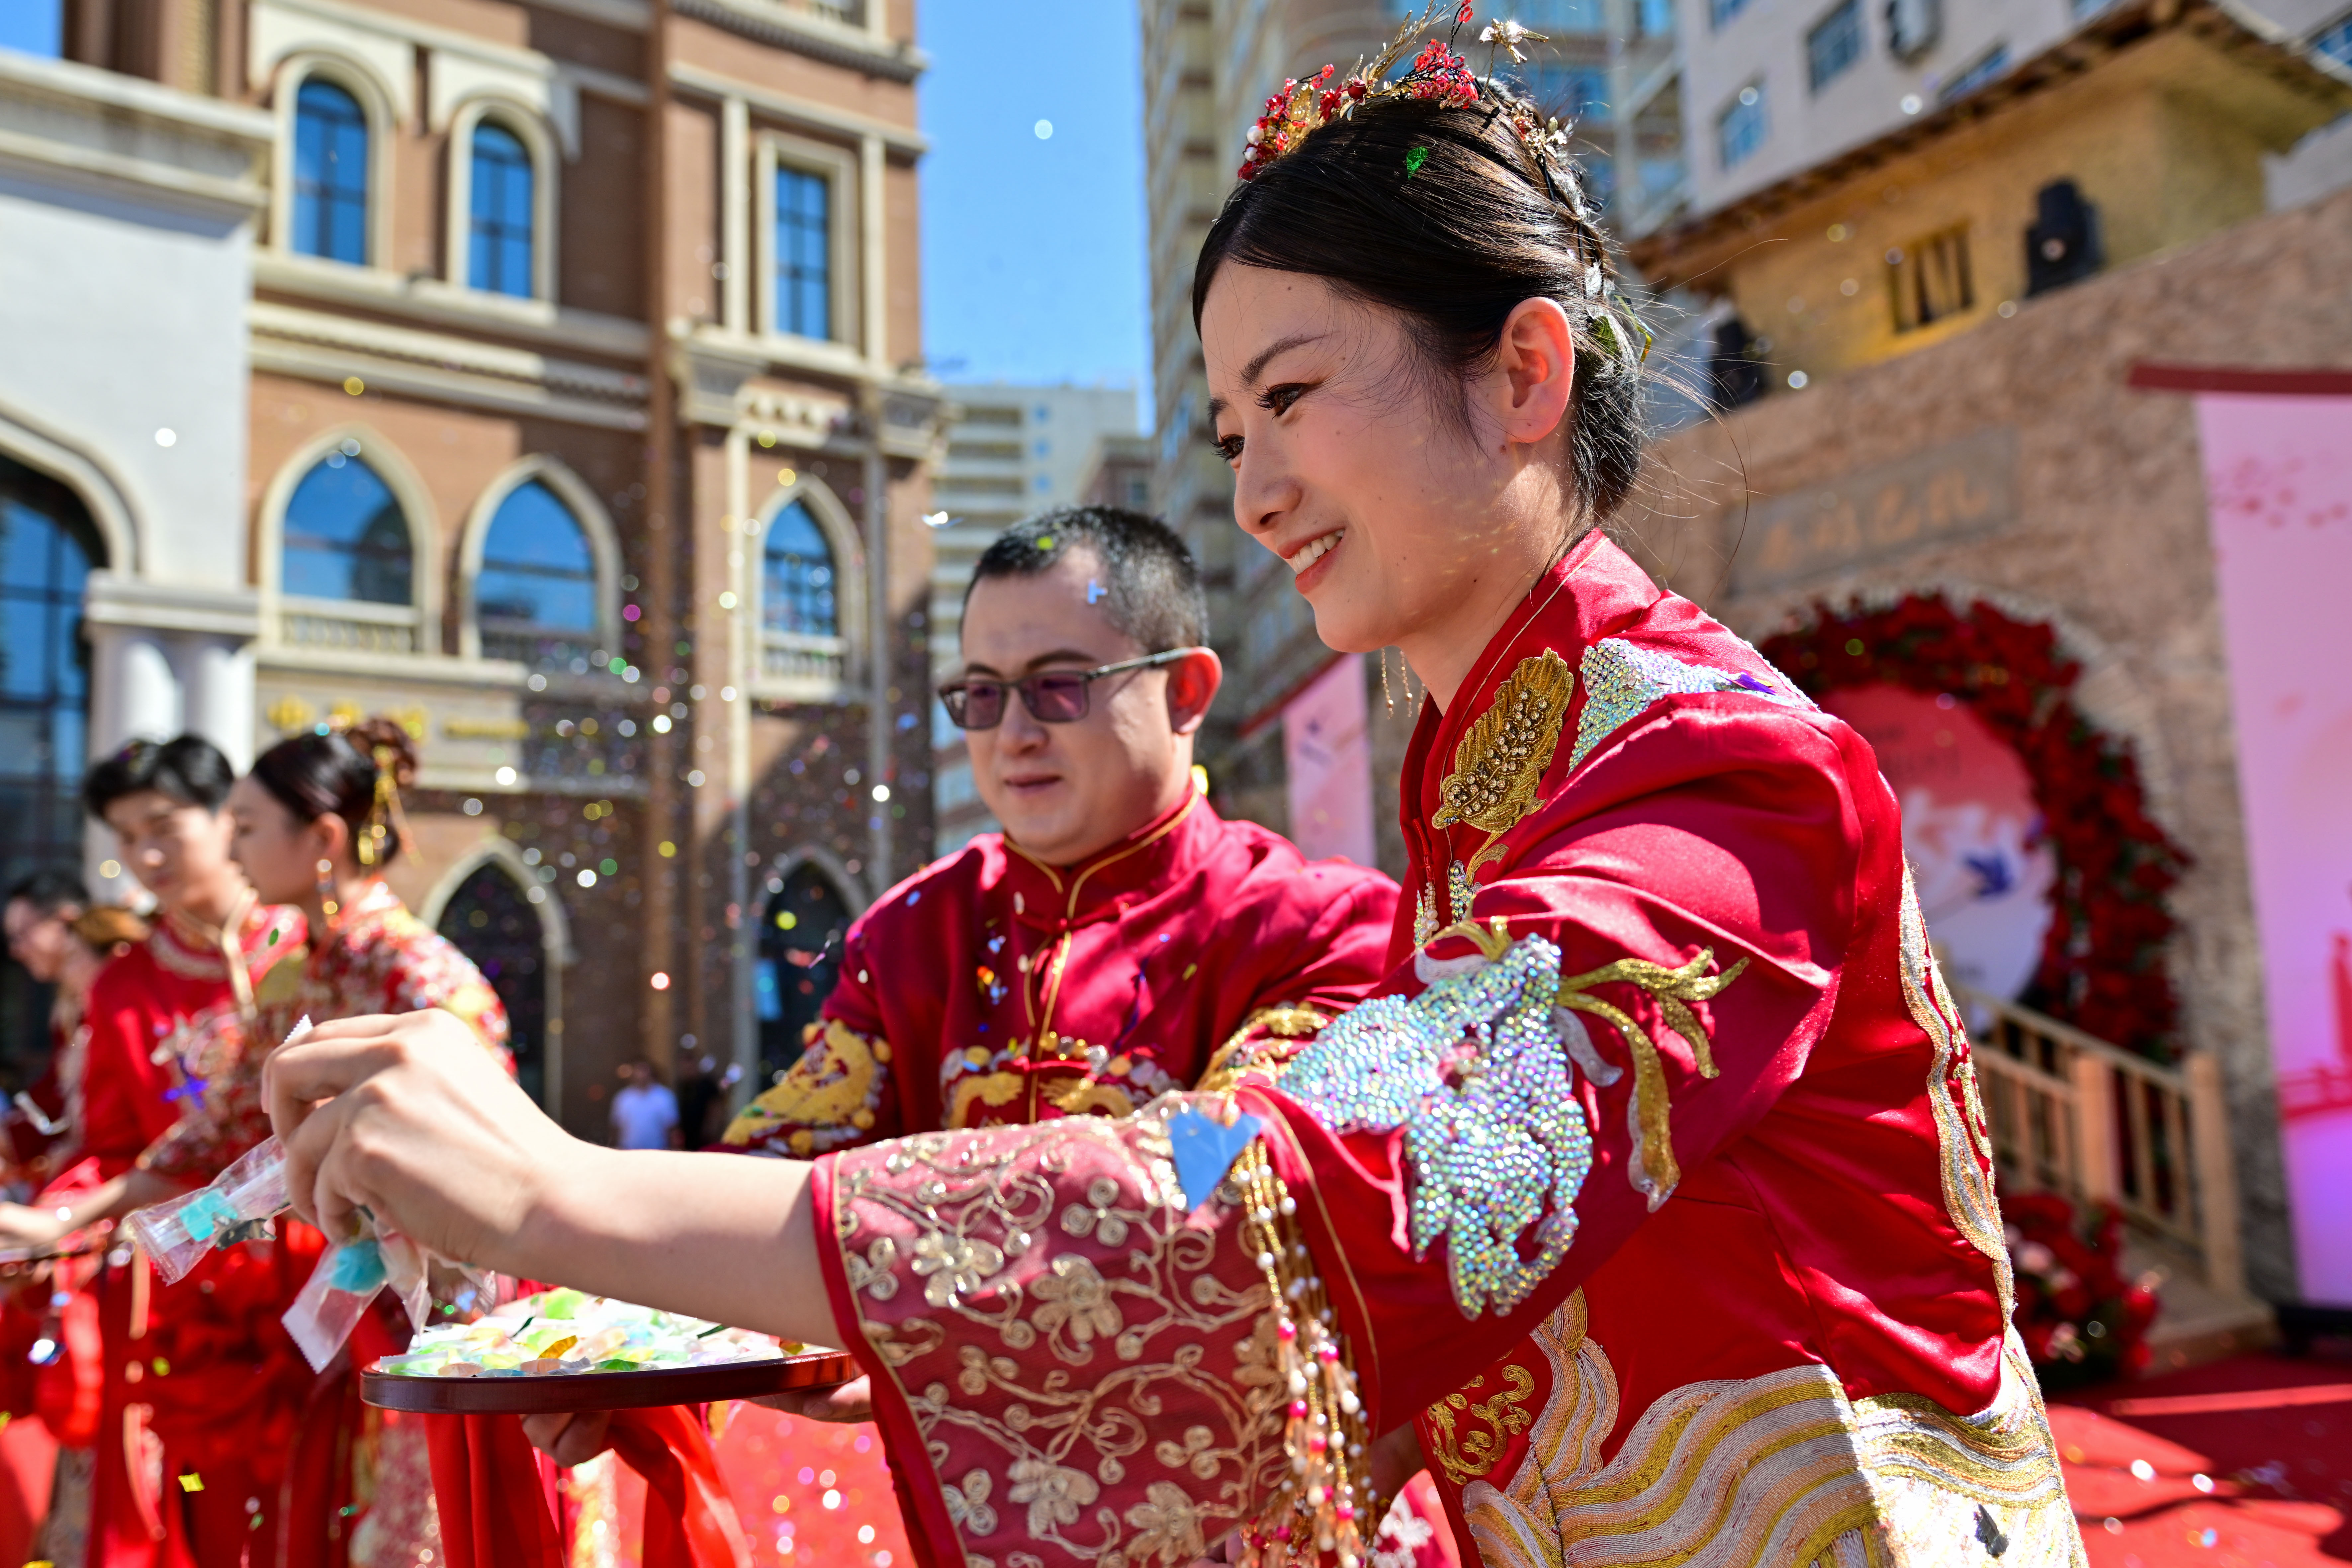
422, 1405, 751, 1568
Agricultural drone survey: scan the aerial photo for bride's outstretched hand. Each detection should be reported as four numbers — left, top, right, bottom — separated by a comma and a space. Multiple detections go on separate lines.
265, 1009, 573, 1272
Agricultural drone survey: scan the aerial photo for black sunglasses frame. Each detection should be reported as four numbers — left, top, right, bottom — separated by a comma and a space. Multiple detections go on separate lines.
936, 647, 1205, 730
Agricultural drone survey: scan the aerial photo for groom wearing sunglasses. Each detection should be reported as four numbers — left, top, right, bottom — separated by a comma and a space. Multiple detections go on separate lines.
726, 504, 1400, 1153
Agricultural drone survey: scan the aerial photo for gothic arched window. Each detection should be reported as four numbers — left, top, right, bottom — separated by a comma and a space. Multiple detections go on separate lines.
762, 499, 837, 638
282, 445, 412, 605
755, 862, 852, 1083
477, 479, 596, 666
293, 78, 369, 264
436, 863, 550, 1107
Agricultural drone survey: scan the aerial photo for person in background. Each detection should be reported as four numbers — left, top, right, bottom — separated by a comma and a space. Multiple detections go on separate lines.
136, 717, 510, 1568
610, 1060, 680, 1151
1, 870, 91, 1190
0, 736, 306, 1568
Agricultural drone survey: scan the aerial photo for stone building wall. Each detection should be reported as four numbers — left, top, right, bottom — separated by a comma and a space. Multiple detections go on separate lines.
1617, 182, 2352, 1302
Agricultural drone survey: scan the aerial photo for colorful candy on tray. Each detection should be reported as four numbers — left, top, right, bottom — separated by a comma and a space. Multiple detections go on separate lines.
370, 1288, 797, 1378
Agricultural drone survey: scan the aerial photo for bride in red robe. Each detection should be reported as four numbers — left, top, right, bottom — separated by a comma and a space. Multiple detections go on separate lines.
256, 10, 2083, 1564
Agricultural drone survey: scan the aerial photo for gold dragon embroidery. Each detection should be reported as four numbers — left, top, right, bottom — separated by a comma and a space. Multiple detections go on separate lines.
1556, 949, 1750, 1210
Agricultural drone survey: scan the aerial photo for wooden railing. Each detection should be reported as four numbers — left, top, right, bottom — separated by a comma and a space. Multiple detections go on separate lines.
1953, 982, 2244, 1301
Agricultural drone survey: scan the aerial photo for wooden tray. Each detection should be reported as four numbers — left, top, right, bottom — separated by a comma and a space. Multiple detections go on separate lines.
362, 1347, 857, 1414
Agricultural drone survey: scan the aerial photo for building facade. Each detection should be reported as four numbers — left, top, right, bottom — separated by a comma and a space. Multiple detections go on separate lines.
1618, 0, 2352, 1310
1673, 0, 2352, 219
3, 0, 945, 1137
923, 382, 1140, 854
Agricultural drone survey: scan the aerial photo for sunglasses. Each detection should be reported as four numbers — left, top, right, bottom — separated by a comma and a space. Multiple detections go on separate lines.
938, 648, 1203, 730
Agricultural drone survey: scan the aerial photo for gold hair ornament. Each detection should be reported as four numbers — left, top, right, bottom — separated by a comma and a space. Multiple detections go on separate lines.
1235, 4, 1654, 365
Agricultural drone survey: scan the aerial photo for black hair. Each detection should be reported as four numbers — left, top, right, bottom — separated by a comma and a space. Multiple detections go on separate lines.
965, 507, 1209, 654
250, 717, 419, 868
4, 868, 87, 916
82, 734, 236, 820
1192, 86, 1645, 524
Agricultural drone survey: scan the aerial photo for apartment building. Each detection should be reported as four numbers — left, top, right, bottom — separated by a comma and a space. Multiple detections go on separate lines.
923, 382, 1139, 854
1, 0, 945, 1129
1678, 0, 2352, 218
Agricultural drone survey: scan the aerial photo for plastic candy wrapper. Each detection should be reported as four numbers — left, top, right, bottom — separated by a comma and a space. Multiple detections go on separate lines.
124, 1129, 293, 1284
368, 1287, 795, 1379
123, 1016, 506, 1370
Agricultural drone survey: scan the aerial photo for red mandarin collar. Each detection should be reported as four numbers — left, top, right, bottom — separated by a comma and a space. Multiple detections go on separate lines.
1401, 531, 1665, 871
1000, 789, 1211, 935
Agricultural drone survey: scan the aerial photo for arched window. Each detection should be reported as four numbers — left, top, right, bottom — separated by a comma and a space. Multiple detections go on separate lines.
293, 78, 369, 264
0, 454, 102, 1076
282, 445, 412, 605
762, 499, 837, 637
435, 863, 550, 1108
755, 862, 852, 1084
477, 479, 596, 666
468, 121, 534, 297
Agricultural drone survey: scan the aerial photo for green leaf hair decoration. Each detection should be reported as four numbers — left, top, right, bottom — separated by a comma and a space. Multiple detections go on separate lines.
1404, 144, 1429, 177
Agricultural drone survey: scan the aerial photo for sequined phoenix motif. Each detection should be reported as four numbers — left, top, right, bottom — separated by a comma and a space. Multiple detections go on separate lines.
1278, 932, 1594, 1318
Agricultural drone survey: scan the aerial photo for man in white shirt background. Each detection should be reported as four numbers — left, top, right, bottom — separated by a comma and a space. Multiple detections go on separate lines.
609, 1059, 680, 1151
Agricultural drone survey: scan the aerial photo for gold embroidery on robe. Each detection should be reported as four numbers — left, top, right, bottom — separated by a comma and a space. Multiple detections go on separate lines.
945, 1069, 1028, 1129
1433, 651, 1576, 877
1041, 1075, 1137, 1119
1555, 948, 1750, 1209
722, 1017, 889, 1153
1463, 1297, 2080, 1568
1896, 864, 2015, 1314
1196, 1004, 1332, 1094
1423, 1292, 1581, 1485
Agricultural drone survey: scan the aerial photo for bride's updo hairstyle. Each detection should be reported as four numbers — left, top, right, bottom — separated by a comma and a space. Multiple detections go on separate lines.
1192, 79, 1646, 526
250, 716, 420, 867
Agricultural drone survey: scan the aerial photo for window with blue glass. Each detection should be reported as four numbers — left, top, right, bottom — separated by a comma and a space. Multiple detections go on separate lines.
477, 479, 596, 665
1525, 63, 1611, 120
469, 122, 534, 297
0, 455, 99, 902
774, 165, 832, 339
1717, 82, 1767, 170
281, 445, 412, 604
2317, 15, 2352, 67
293, 78, 369, 264
1712, 0, 1755, 27
763, 500, 837, 637
1938, 44, 2010, 103
1808, 0, 1864, 91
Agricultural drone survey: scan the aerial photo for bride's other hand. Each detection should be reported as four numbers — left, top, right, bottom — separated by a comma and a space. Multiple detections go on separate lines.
265, 1009, 570, 1268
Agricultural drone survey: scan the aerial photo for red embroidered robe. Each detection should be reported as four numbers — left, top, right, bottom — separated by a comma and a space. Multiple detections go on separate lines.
72, 905, 306, 1568
142, 883, 510, 1568
806, 534, 2082, 1567
723, 791, 1401, 1153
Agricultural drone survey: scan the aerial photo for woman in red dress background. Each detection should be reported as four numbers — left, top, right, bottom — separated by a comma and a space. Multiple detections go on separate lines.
142, 718, 509, 1568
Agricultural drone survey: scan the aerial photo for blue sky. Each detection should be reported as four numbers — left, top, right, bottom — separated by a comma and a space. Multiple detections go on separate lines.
0, 0, 1153, 401
917, 1, 1152, 403
0, 1, 61, 56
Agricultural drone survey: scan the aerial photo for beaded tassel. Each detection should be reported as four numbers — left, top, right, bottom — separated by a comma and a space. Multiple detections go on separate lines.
1232, 1137, 1370, 1568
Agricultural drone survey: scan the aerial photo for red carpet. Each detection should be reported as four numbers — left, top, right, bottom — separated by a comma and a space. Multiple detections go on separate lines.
2053, 1354, 2352, 1565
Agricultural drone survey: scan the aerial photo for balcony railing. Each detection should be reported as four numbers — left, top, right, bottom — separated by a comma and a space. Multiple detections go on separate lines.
1953, 981, 2244, 1301
278, 596, 421, 654
760, 630, 849, 693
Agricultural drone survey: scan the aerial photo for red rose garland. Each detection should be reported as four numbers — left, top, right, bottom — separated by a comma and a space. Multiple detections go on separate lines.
1759, 595, 2188, 1059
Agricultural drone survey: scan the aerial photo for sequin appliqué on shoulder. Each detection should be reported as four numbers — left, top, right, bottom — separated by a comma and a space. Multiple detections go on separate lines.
1569, 638, 1815, 773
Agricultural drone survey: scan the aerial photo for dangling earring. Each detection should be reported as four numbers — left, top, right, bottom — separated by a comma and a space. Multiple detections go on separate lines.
1380, 647, 1396, 716
317, 858, 341, 931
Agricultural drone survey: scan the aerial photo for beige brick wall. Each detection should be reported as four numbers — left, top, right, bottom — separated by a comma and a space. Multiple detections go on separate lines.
1618, 184, 2352, 1302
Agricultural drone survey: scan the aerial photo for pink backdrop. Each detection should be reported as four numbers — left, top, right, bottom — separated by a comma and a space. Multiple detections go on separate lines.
2194, 392, 2352, 1303
1282, 653, 1376, 867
